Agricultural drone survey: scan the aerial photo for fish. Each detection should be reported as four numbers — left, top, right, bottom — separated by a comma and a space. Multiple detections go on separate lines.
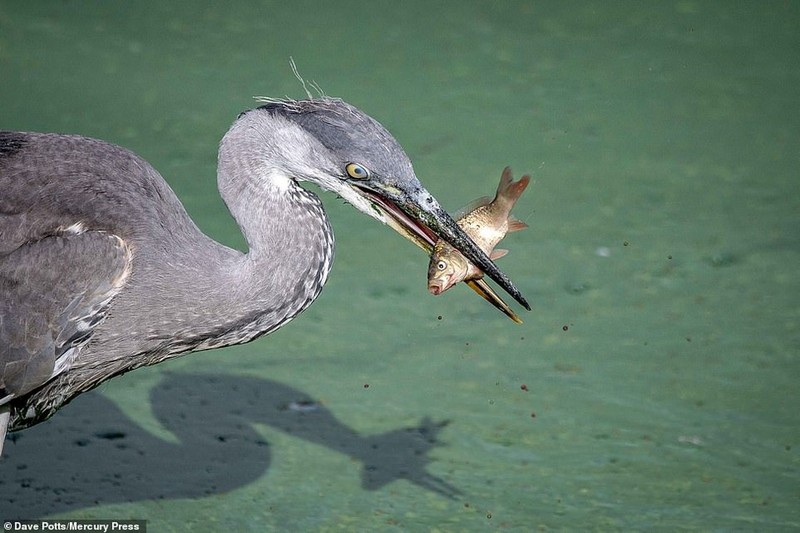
427, 166, 529, 298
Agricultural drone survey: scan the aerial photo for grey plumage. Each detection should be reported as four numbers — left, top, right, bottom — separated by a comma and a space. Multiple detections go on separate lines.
0, 97, 527, 453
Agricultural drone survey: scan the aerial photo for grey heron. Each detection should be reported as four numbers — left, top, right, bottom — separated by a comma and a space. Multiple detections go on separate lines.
0, 97, 528, 455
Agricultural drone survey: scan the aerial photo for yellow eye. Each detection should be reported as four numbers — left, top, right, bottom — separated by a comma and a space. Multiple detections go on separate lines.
345, 163, 370, 180
437, 260, 447, 271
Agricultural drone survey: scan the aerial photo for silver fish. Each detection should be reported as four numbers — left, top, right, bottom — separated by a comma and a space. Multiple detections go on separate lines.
428, 167, 529, 298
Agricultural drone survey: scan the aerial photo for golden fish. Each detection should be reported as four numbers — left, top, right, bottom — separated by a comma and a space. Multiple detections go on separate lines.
428, 167, 529, 298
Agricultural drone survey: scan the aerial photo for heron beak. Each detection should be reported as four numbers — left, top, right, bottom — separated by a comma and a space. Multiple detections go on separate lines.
352, 182, 531, 315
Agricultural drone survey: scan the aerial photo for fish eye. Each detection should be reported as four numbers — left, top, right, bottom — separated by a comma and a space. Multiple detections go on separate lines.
437, 260, 447, 271
345, 162, 370, 180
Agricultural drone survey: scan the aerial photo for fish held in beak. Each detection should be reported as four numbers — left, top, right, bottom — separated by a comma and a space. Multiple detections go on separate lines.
352, 177, 530, 317
427, 167, 529, 295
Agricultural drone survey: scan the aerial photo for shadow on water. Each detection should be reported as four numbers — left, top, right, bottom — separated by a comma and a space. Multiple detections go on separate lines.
0, 373, 459, 518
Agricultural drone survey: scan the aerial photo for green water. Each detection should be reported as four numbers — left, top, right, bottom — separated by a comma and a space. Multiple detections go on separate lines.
1, 1, 798, 531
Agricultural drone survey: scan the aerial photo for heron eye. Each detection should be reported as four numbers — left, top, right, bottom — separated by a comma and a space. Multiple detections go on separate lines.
437, 260, 447, 271
345, 163, 370, 180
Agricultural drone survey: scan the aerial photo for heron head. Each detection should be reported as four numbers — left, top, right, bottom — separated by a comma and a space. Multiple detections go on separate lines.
239, 97, 529, 311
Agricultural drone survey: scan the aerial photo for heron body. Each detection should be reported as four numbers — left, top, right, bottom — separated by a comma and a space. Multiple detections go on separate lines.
0, 97, 528, 452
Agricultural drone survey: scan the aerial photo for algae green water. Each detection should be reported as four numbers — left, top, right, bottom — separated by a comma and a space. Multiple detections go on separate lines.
1, 1, 798, 531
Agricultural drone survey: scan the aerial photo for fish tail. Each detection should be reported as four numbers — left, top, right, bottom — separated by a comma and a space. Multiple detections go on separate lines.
495, 167, 530, 210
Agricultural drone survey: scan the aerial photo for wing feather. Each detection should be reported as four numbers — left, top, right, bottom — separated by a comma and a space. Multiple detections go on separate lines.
0, 230, 131, 404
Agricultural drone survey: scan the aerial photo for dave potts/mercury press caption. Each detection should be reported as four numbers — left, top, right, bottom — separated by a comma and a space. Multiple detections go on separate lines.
4, 521, 146, 532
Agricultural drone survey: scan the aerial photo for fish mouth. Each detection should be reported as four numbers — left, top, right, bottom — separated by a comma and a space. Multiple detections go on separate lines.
428, 281, 445, 296
351, 182, 529, 321
427, 270, 460, 296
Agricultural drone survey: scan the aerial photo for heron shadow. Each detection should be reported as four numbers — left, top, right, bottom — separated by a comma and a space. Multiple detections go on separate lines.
0, 372, 460, 517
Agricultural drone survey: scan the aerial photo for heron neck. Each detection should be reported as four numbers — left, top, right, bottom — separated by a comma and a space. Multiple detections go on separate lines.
213, 125, 335, 342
